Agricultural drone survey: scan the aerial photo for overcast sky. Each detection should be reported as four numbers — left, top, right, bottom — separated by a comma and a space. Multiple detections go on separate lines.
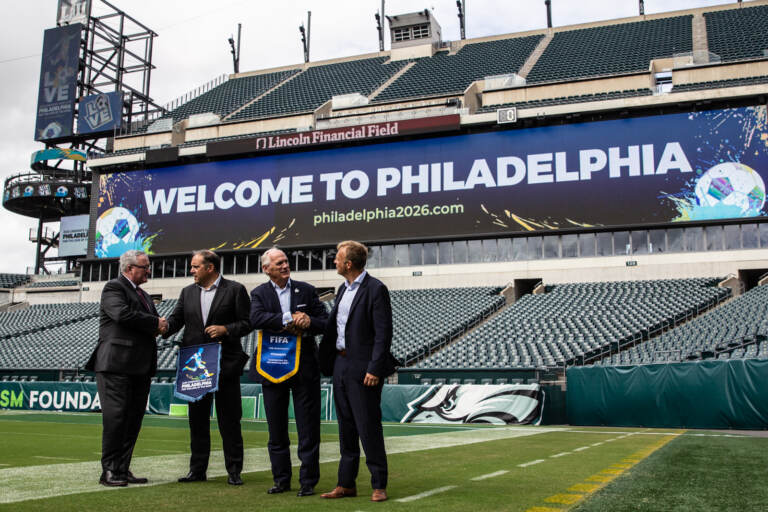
0, 0, 737, 274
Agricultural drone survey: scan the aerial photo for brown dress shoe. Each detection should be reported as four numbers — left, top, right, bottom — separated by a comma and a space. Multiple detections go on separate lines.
321, 486, 357, 498
371, 489, 388, 502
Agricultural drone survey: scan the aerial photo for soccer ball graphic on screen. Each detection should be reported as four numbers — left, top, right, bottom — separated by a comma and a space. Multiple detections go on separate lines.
95, 207, 140, 254
694, 162, 765, 215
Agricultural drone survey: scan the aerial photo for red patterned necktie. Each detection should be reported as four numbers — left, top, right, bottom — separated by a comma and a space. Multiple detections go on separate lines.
136, 286, 152, 312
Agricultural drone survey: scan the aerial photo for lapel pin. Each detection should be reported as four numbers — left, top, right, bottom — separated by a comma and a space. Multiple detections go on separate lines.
295, 288, 299, 293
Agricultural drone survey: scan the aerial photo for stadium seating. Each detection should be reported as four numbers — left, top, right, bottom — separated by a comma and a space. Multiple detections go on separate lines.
0, 274, 30, 289
672, 75, 768, 93
416, 278, 728, 369
526, 16, 693, 84
140, 69, 300, 129
231, 57, 409, 121
373, 35, 543, 103
704, 4, 768, 62
602, 284, 768, 365
24, 280, 79, 288
478, 88, 652, 113
0, 303, 99, 341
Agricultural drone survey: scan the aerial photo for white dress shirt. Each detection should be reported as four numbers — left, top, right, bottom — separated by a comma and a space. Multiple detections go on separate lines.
199, 274, 222, 326
335, 271, 367, 350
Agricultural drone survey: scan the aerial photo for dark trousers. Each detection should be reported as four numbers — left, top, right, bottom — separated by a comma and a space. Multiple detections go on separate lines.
262, 373, 321, 487
96, 371, 151, 475
187, 374, 244, 475
332, 354, 387, 490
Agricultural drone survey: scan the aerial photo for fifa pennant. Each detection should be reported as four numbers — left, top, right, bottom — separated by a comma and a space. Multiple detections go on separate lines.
174, 343, 221, 402
256, 330, 301, 383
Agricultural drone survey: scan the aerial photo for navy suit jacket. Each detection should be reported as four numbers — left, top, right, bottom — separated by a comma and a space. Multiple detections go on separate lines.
85, 275, 159, 376
319, 273, 398, 379
249, 279, 328, 384
164, 276, 252, 379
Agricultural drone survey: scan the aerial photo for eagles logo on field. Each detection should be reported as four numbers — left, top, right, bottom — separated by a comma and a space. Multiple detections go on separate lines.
401, 384, 542, 425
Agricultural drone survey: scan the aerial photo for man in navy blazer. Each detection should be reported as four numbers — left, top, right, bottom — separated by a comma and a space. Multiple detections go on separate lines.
319, 240, 397, 503
85, 249, 165, 487
164, 250, 252, 485
250, 248, 328, 497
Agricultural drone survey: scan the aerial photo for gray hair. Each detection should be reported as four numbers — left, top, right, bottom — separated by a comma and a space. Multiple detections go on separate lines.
119, 250, 147, 273
261, 247, 285, 268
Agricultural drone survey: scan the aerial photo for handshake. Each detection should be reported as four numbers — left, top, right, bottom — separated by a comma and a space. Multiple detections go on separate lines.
157, 317, 169, 336
283, 311, 310, 336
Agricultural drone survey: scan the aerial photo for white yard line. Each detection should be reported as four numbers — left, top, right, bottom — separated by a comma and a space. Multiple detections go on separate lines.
32, 456, 80, 461
0, 424, 556, 504
550, 452, 571, 458
396, 485, 457, 503
470, 470, 509, 481
573, 446, 590, 452
517, 459, 545, 468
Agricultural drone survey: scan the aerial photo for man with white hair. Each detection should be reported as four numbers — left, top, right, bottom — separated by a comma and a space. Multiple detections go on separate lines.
85, 249, 167, 487
250, 248, 328, 497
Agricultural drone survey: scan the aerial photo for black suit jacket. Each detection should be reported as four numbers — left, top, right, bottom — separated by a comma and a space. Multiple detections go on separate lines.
249, 279, 328, 384
85, 275, 159, 376
319, 273, 398, 379
164, 276, 252, 379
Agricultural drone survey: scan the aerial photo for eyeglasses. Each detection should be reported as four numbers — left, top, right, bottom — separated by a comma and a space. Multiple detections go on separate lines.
132, 264, 150, 271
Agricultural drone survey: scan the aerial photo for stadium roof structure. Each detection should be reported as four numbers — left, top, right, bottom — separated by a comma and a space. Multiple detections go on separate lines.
89, 1, 768, 171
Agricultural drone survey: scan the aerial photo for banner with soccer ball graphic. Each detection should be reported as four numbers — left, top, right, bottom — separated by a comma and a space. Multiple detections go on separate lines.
94, 105, 768, 257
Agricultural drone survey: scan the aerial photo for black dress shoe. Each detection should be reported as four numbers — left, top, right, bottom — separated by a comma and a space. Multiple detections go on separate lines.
267, 483, 290, 494
227, 473, 243, 486
178, 472, 207, 483
297, 485, 315, 497
99, 470, 127, 487
124, 471, 148, 484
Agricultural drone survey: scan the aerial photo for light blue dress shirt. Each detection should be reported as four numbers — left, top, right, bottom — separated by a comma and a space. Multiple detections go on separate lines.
271, 278, 293, 325
335, 271, 367, 350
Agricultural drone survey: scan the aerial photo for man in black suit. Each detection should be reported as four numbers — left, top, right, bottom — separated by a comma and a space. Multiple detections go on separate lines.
319, 240, 397, 503
249, 248, 328, 497
86, 249, 166, 487
164, 250, 252, 485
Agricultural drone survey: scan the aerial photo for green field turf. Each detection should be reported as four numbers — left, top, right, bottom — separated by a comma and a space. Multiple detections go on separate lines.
0, 411, 766, 511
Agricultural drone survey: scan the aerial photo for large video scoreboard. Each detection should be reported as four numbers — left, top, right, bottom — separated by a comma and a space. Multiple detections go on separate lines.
92, 105, 768, 258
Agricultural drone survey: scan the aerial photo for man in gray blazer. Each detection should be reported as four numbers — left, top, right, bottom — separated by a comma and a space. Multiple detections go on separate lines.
85, 249, 166, 487
164, 250, 252, 485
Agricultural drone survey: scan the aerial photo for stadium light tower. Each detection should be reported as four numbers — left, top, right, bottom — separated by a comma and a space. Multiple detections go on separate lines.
300, 11, 311, 63
456, 0, 466, 40
639, 0, 645, 16
375, 0, 385, 52
228, 23, 241, 74
545, 0, 552, 29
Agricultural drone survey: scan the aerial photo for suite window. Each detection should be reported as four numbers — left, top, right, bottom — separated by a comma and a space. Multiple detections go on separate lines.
668, 228, 683, 252
295, 251, 310, 271
631, 231, 649, 254
453, 241, 468, 263
724, 224, 741, 250
498, 238, 512, 261
578, 233, 596, 257
562, 234, 578, 258
438, 241, 453, 264
395, 244, 409, 266
685, 226, 705, 252
705, 225, 723, 251
596, 232, 612, 256
423, 243, 437, 265
247, 253, 261, 274
468, 240, 484, 263
649, 230, 666, 253
742, 223, 759, 249
366, 246, 379, 269
412, 24, 430, 39
614, 231, 630, 256
511, 237, 528, 260
528, 236, 543, 260
380, 245, 395, 268
409, 244, 423, 266
393, 27, 410, 42
543, 235, 559, 259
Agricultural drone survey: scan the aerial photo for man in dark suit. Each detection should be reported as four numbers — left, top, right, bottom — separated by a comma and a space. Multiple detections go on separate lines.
86, 249, 165, 487
319, 240, 397, 503
250, 248, 328, 497
164, 250, 252, 485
